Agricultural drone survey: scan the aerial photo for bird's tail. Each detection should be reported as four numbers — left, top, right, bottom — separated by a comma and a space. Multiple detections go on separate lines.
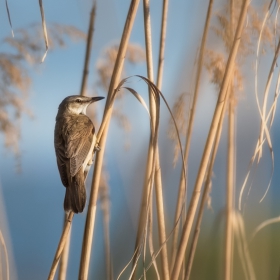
64, 168, 86, 213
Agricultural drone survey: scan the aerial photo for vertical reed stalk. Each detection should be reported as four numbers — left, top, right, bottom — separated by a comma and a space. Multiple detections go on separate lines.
171, 0, 214, 270
132, 0, 157, 278
154, 0, 170, 279
171, 1, 249, 279
184, 93, 227, 280
80, 2, 96, 97
57, 4, 97, 279
58, 214, 71, 280
78, 1, 140, 279
48, 211, 74, 280
224, 96, 235, 280
224, 1, 235, 279
154, 154, 170, 280
156, 0, 168, 90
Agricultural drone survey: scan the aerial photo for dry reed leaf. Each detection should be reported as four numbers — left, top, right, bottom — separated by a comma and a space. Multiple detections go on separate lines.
122, 86, 151, 117
106, 75, 160, 280
141, 198, 160, 280
232, 212, 256, 280
111, 77, 157, 279
38, 0, 49, 62
268, 70, 280, 127
126, 78, 159, 278
112, 76, 186, 280
5, 0, 14, 37
251, 215, 280, 239
117, 243, 142, 280
147, 210, 160, 280
253, 3, 279, 155
238, 3, 280, 209
206, 1, 277, 211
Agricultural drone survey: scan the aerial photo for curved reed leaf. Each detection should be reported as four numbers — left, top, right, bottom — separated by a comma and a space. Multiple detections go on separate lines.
5, 0, 14, 37
105, 75, 186, 279
122, 87, 151, 118
106, 75, 186, 279
38, 0, 49, 62
233, 212, 256, 280
251, 215, 280, 240
239, 4, 280, 210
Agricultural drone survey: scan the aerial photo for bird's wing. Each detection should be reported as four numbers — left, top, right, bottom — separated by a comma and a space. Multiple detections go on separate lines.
63, 115, 95, 177
54, 123, 69, 187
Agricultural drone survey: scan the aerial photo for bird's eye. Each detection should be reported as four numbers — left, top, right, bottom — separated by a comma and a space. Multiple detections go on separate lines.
76, 99, 82, 103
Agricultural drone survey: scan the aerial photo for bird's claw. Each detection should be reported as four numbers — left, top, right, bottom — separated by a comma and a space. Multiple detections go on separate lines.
94, 144, 101, 152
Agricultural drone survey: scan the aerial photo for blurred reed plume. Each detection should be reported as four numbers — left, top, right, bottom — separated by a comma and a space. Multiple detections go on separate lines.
0, 23, 86, 155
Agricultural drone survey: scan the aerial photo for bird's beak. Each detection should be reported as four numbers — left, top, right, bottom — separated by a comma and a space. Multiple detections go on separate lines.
91, 96, 105, 103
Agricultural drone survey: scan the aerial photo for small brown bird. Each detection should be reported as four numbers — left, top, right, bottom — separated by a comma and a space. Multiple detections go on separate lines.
54, 95, 104, 213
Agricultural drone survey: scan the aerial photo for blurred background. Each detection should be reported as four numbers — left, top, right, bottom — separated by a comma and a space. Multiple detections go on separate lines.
0, 0, 280, 279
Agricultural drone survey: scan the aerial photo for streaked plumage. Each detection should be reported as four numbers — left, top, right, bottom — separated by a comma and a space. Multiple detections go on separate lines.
54, 95, 104, 213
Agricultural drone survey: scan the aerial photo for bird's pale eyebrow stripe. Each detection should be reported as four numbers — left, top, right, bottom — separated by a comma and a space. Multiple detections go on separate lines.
74, 99, 85, 103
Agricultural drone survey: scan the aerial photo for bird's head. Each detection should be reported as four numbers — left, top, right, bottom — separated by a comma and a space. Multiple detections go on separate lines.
58, 95, 105, 115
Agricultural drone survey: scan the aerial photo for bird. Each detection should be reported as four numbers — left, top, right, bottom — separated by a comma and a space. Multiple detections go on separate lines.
54, 95, 105, 213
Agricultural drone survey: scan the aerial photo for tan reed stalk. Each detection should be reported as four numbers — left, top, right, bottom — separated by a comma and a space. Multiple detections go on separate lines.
80, 2, 96, 96
156, 0, 168, 90
184, 94, 227, 280
57, 5, 97, 279
171, 0, 214, 270
78, 1, 141, 279
58, 213, 71, 280
131, 0, 157, 278
224, 95, 235, 280
48, 211, 74, 280
154, 156, 170, 280
154, 0, 170, 279
171, 1, 249, 279
224, 1, 235, 279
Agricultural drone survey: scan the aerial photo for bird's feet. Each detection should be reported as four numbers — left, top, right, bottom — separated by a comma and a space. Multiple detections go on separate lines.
94, 143, 101, 152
